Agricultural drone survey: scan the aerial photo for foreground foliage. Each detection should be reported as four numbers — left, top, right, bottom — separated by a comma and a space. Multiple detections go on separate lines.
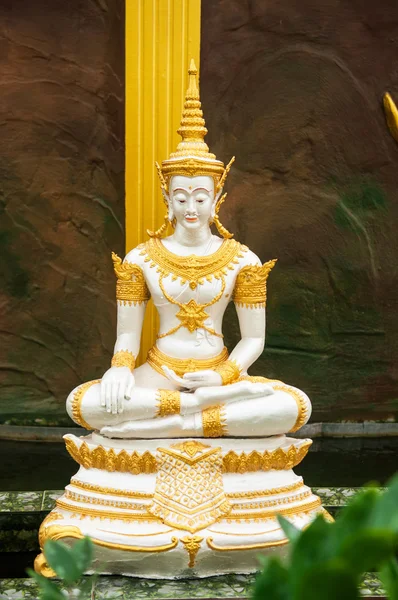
254, 474, 398, 600
27, 537, 94, 600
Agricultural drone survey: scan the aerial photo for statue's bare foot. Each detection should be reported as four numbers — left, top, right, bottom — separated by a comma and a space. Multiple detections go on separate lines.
193, 380, 274, 409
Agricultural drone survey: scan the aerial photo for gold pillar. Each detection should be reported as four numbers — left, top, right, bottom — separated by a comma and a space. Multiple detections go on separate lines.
125, 0, 201, 363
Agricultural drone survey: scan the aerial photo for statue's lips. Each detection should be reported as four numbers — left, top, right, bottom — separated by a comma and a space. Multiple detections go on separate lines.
185, 216, 198, 222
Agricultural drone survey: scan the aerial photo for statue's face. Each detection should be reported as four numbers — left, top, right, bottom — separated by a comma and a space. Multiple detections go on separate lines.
169, 175, 215, 230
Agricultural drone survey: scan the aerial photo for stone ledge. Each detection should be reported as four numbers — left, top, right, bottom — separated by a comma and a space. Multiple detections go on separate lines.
0, 572, 385, 598
0, 422, 397, 442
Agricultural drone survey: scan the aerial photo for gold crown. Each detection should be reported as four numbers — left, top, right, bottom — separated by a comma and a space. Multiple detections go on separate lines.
156, 60, 234, 193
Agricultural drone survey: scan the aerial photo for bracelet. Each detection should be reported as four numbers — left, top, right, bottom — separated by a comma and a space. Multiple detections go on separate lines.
214, 360, 241, 385
156, 390, 181, 417
111, 350, 136, 372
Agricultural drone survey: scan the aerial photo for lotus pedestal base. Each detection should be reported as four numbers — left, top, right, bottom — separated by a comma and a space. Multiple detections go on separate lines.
35, 434, 325, 579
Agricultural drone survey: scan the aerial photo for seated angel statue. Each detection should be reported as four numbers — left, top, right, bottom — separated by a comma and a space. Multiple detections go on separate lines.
66, 61, 311, 439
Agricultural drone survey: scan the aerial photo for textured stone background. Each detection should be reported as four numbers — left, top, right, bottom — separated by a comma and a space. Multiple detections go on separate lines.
1, 0, 397, 424
201, 0, 398, 420
0, 0, 124, 423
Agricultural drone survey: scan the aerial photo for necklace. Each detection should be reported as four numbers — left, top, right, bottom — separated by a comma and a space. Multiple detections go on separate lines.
140, 237, 247, 289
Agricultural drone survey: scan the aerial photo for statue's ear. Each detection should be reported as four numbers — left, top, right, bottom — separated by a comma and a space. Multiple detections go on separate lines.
164, 191, 174, 222
210, 192, 219, 219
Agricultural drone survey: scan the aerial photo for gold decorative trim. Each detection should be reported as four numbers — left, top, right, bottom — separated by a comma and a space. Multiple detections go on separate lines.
233, 260, 277, 308
171, 440, 211, 457
64, 437, 158, 474
232, 490, 311, 510
93, 536, 179, 553
321, 508, 335, 523
214, 359, 241, 385
71, 380, 100, 430
70, 479, 153, 499
112, 253, 150, 306
383, 92, 398, 143
222, 441, 312, 473
34, 553, 56, 578
156, 389, 181, 416
69, 479, 305, 504
64, 490, 148, 511
150, 445, 230, 533
206, 536, 289, 552
38, 512, 65, 549
111, 350, 136, 372
157, 274, 225, 339
207, 526, 281, 537
180, 535, 203, 567
227, 479, 303, 499
159, 60, 228, 190
56, 498, 158, 522
37, 520, 178, 575
202, 405, 227, 437
224, 498, 322, 522
141, 237, 246, 288
64, 437, 311, 475
147, 345, 228, 378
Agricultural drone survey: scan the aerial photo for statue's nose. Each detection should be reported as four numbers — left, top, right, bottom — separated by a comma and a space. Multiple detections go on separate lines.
186, 198, 196, 212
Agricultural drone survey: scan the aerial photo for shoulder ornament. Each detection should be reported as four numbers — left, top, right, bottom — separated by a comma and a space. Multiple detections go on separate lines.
112, 252, 150, 306
233, 259, 277, 308
140, 238, 247, 290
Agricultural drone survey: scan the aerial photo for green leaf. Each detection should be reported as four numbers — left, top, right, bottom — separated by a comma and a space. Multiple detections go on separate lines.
278, 515, 301, 543
27, 568, 66, 600
295, 559, 359, 600
290, 515, 333, 579
333, 488, 379, 542
371, 474, 398, 531
379, 557, 398, 600
76, 574, 98, 599
71, 537, 94, 574
340, 529, 396, 574
44, 540, 82, 584
253, 557, 290, 600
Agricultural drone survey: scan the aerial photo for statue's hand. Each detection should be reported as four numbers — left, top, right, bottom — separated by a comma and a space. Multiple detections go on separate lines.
100, 366, 135, 415
162, 367, 222, 390
182, 369, 223, 390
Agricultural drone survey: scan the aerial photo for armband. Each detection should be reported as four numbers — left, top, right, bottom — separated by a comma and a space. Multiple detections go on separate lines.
112, 252, 150, 306
232, 259, 277, 308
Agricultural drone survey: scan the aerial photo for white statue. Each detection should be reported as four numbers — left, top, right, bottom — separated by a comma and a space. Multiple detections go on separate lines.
35, 61, 326, 580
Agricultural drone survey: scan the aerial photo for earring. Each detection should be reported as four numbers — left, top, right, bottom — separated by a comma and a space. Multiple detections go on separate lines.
214, 193, 234, 239
147, 214, 169, 238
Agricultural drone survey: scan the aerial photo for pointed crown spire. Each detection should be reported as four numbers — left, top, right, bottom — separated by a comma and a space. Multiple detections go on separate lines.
159, 60, 233, 192
170, 59, 214, 159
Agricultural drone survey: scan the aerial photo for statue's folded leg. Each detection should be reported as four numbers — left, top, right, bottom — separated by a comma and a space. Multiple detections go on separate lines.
66, 378, 272, 433
66, 380, 160, 432
100, 381, 311, 438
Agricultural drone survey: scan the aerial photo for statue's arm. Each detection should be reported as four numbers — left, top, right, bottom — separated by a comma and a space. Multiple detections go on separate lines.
229, 305, 266, 373
228, 252, 277, 376
100, 247, 150, 413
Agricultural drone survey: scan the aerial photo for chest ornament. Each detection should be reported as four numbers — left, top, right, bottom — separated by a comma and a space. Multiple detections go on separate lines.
233, 260, 277, 308
140, 238, 247, 289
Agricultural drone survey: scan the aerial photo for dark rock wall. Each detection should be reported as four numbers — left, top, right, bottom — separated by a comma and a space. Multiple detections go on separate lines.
0, 0, 124, 423
201, 0, 398, 420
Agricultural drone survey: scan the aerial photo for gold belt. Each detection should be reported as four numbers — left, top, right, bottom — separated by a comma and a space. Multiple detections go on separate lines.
147, 345, 229, 378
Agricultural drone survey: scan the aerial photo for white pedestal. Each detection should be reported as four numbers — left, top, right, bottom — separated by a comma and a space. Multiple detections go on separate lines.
36, 434, 324, 579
